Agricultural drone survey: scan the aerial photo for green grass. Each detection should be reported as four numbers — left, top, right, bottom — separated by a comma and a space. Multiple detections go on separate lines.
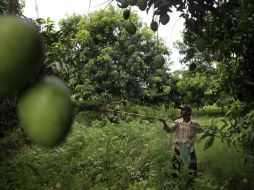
0, 105, 253, 190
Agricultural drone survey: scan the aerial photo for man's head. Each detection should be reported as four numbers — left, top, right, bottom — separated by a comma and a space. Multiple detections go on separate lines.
179, 104, 192, 117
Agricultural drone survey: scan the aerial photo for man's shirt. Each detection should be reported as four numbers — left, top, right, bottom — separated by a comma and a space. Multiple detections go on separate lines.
164, 118, 202, 151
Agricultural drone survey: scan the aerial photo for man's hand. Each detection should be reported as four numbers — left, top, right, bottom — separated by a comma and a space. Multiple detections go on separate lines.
159, 118, 171, 133
159, 118, 166, 123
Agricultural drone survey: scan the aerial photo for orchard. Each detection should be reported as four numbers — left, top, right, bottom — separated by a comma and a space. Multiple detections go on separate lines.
0, 0, 254, 189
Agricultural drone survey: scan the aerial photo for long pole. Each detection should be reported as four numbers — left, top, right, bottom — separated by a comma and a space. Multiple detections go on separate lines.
101, 108, 162, 120
99, 108, 198, 128
77, 103, 199, 127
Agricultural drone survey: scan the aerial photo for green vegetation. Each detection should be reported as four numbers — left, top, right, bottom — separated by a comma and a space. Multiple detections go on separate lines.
1, 106, 253, 189
40, 6, 170, 105
1, 0, 254, 189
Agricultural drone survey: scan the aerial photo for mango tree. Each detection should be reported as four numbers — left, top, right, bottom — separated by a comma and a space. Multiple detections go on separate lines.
41, 6, 171, 105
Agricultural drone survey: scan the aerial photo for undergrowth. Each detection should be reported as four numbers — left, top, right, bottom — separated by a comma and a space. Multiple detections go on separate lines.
0, 105, 253, 189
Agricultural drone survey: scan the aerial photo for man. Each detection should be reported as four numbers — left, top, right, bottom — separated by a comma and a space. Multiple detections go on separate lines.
159, 105, 202, 178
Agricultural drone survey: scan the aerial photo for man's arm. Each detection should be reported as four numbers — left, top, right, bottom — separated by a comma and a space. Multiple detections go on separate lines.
192, 122, 203, 133
159, 118, 177, 133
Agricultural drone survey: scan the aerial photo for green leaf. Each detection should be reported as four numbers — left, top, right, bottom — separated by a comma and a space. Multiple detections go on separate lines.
204, 136, 215, 151
219, 118, 228, 131
198, 131, 210, 142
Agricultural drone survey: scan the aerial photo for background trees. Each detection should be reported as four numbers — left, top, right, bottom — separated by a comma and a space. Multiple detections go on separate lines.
40, 6, 172, 105
183, 0, 254, 102
0, 0, 24, 15
116, 0, 254, 103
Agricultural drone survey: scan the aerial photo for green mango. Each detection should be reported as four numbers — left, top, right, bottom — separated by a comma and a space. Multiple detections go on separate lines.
137, 0, 147, 11
125, 22, 137, 35
127, 45, 135, 54
189, 63, 197, 71
150, 21, 159, 31
160, 14, 170, 25
123, 9, 130, 20
0, 15, 43, 98
153, 54, 165, 68
18, 76, 74, 147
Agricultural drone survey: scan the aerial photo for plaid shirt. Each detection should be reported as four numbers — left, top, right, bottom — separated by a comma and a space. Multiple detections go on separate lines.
164, 118, 202, 151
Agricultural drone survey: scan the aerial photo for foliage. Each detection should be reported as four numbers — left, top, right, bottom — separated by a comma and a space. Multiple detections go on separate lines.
174, 40, 234, 110
2, 106, 254, 189
198, 100, 254, 164
0, 0, 24, 15
39, 6, 172, 105
221, 101, 254, 159
0, 98, 19, 137
176, 72, 213, 108
122, 0, 254, 103
1, 3, 254, 189
169, 67, 221, 109
195, 115, 254, 190
116, 0, 216, 31
1, 109, 236, 190
182, 0, 254, 102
